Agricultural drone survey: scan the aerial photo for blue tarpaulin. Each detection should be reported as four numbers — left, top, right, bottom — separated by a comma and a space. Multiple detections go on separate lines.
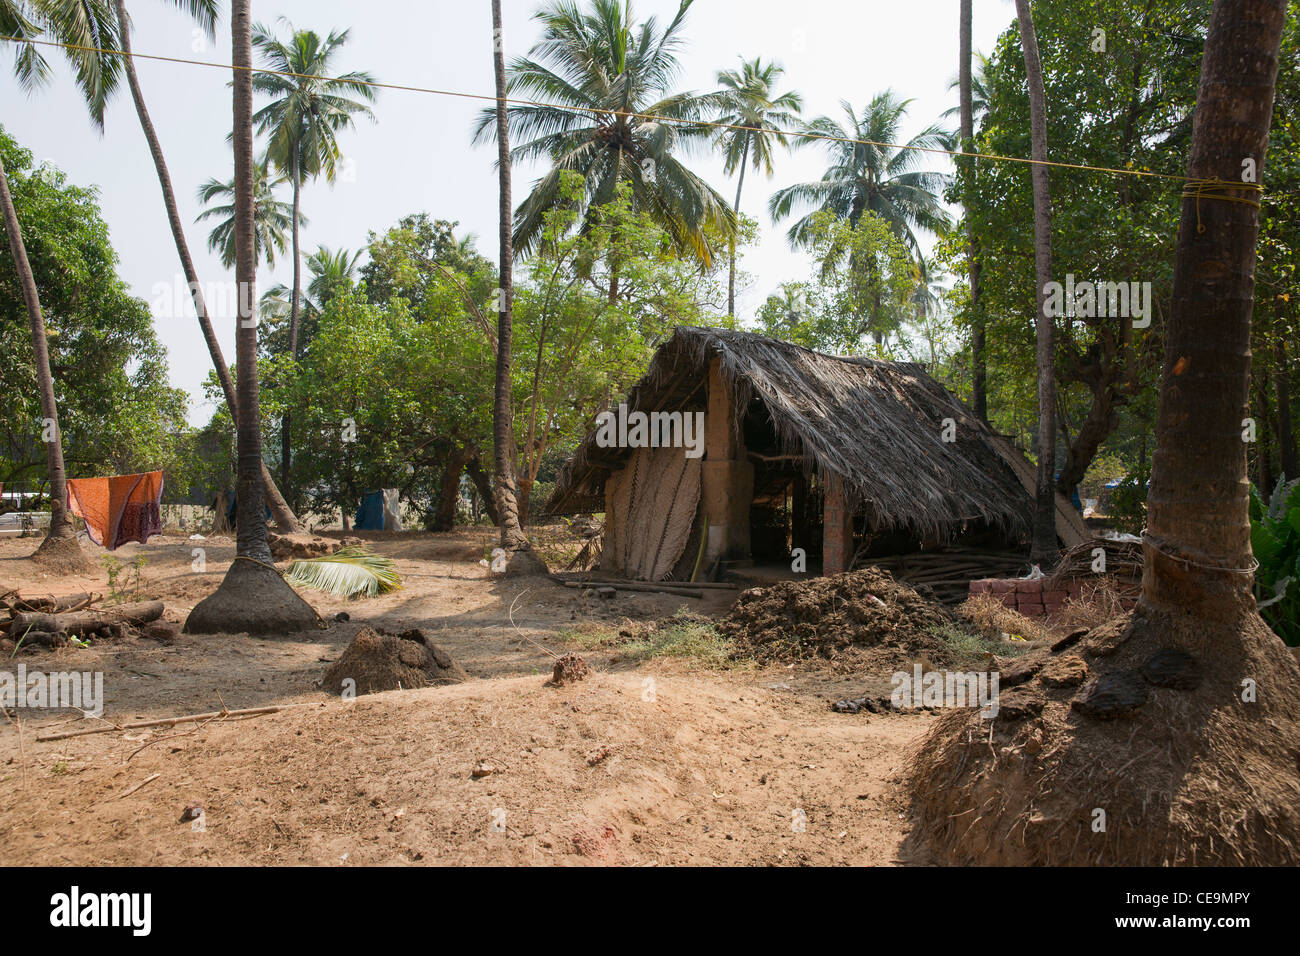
354, 490, 385, 530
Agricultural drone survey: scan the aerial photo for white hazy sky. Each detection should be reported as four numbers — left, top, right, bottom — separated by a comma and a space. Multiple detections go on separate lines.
1, 0, 1011, 423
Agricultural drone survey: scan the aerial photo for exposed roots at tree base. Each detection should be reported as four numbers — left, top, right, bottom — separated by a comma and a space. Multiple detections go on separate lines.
183, 557, 321, 636
905, 606, 1300, 865
30, 534, 93, 574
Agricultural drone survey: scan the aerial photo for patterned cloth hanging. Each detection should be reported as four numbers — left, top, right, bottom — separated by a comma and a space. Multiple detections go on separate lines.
67, 471, 164, 550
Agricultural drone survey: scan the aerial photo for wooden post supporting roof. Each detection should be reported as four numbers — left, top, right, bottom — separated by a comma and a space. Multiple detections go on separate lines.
822, 473, 854, 575
700, 357, 753, 564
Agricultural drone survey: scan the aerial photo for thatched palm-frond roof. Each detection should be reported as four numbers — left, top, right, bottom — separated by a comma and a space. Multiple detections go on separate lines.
546, 327, 1039, 541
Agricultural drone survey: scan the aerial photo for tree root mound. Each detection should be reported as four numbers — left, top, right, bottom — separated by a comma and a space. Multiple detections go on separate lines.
504, 547, 550, 577
30, 535, 93, 574
905, 606, 1300, 865
183, 557, 321, 636
320, 626, 469, 696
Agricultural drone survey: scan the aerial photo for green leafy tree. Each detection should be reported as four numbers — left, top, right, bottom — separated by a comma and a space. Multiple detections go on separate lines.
0, 129, 189, 499
0, 0, 124, 555
758, 209, 915, 354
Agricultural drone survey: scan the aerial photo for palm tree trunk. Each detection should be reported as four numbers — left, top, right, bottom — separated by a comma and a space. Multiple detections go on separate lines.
491, 0, 529, 553
282, 151, 302, 495
728, 136, 750, 319
112, 0, 301, 534
1254, 364, 1275, 493
1275, 309, 1297, 480
231, 0, 271, 564
960, 0, 987, 423
1015, 0, 1058, 567
0, 154, 74, 543
1143, 0, 1286, 618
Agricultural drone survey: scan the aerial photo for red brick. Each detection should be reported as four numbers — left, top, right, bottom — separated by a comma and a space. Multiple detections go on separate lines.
990, 580, 1015, 594
1016, 579, 1043, 594
999, 592, 1017, 608
1019, 604, 1045, 617
969, 579, 993, 594
1042, 589, 1068, 603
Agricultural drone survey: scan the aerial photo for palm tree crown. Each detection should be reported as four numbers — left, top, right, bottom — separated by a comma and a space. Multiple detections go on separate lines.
249, 19, 376, 186
715, 57, 802, 183
1, 0, 122, 125
472, 0, 735, 266
769, 90, 951, 258
195, 160, 299, 268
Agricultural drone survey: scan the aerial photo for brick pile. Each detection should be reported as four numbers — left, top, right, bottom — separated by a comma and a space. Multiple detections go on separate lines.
970, 575, 1140, 619
969, 577, 1080, 618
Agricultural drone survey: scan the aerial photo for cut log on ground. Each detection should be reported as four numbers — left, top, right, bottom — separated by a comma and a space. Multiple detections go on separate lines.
561, 580, 704, 598
10, 600, 164, 637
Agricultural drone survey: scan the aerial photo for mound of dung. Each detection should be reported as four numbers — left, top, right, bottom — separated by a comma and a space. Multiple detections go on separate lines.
719, 568, 951, 661
321, 626, 469, 696
269, 532, 362, 562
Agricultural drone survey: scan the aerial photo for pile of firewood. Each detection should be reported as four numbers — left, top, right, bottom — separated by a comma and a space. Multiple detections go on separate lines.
0, 589, 169, 652
1045, 537, 1143, 589
857, 548, 1032, 606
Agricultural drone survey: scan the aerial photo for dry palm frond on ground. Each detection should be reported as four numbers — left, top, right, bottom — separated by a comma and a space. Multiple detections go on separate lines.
284, 546, 402, 598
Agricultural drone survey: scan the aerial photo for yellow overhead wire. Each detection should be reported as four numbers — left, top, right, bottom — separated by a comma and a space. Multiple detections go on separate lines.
2, 33, 1211, 187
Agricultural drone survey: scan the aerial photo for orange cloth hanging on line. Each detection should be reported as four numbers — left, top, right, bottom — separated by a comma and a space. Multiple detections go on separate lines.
66, 471, 165, 550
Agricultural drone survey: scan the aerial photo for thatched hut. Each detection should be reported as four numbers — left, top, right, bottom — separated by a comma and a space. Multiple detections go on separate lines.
545, 327, 1086, 580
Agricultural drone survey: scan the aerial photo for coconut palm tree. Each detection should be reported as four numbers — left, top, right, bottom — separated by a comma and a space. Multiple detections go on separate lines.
250, 19, 375, 362
0, 0, 125, 560
184, 0, 319, 635
714, 57, 802, 318
490, 0, 530, 558
1145, 0, 1285, 617
260, 244, 359, 355
249, 18, 375, 489
195, 159, 296, 269
111, 0, 303, 532
942, 50, 994, 125
1014, 0, 1059, 566
472, 0, 736, 283
769, 91, 951, 261
957, 0, 987, 423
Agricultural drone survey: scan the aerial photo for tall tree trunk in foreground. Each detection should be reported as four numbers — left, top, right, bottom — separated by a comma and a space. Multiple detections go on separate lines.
490, 0, 529, 554
0, 155, 76, 548
184, 0, 325, 636
231, 0, 271, 565
1015, 0, 1058, 566
1143, 0, 1286, 618
112, 0, 301, 533
727, 135, 750, 320
911, 5, 1300, 868
960, 0, 987, 423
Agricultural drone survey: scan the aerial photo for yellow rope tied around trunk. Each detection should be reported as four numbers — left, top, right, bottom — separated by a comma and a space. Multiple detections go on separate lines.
1180, 178, 1264, 233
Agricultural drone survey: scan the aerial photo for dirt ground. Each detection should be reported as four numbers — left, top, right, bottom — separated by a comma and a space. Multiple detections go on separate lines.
0, 529, 936, 866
